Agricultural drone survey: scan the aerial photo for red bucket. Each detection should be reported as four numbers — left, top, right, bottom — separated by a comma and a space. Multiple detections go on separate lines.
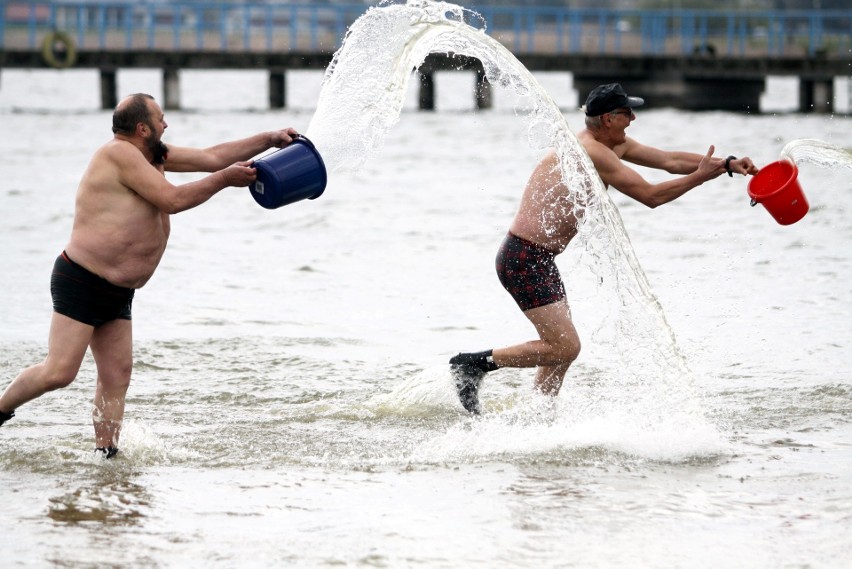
747, 160, 809, 225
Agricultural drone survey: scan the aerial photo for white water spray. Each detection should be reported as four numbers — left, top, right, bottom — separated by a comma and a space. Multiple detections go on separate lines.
308, 0, 713, 436
780, 138, 852, 170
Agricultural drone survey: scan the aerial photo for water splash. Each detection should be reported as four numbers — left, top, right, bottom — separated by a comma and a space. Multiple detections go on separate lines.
307, 0, 714, 448
780, 139, 852, 170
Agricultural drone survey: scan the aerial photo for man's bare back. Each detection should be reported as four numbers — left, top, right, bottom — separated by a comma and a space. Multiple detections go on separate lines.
507, 150, 581, 254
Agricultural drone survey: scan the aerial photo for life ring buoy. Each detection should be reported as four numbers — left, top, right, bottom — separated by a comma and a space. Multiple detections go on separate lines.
41, 31, 77, 69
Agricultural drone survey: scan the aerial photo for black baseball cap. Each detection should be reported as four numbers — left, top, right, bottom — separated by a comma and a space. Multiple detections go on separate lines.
583, 83, 644, 116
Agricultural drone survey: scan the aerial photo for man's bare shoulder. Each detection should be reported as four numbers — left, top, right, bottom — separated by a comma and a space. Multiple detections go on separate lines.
94, 138, 144, 163
80, 139, 150, 196
576, 129, 611, 159
613, 135, 643, 159
577, 128, 608, 148
576, 128, 594, 144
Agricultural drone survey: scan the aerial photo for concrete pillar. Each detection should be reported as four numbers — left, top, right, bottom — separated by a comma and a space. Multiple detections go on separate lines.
800, 78, 833, 113
163, 68, 181, 110
99, 68, 118, 110
419, 72, 435, 111
475, 69, 492, 110
799, 80, 814, 112
269, 70, 286, 109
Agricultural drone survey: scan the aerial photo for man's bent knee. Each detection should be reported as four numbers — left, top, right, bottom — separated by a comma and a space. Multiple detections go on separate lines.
553, 337, 581, 365
41, 353, 85, 390
41, 370, 78, 392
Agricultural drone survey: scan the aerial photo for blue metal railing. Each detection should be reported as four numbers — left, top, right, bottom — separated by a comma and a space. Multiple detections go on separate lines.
469, 4, 852, 57
2, 1, 851, 58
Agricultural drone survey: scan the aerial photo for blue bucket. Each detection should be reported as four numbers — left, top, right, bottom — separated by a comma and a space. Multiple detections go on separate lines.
249, 135, 327, 209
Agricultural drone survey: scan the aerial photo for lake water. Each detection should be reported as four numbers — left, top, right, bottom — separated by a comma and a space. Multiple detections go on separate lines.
1, 3, 852, 568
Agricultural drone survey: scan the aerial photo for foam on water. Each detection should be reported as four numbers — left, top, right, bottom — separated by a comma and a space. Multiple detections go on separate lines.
367, 365, 462, 416
116, 420, 202, 465
307, 0, 719, 458
411, 409, 728, 464
365, 366, 727, 462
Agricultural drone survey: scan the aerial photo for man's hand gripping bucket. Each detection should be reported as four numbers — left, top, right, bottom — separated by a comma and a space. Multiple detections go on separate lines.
747, 159, 809, 225
250, 135, 328, 209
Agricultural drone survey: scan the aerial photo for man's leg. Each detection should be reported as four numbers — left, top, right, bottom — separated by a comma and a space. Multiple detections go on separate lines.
493, 299, 581, 395
532, 361, 573, 397
451, 300, 581, 412
89, 319, 133, 450
0, 312, 93, 420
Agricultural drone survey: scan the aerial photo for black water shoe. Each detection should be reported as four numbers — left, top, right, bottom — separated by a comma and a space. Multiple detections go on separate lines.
96, 447, 119, 459
450, 352, 494, 414
0, 409, 14, 427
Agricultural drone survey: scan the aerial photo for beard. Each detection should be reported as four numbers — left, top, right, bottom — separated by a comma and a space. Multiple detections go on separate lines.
152, 141, 169, 165
145, 131, 169, 165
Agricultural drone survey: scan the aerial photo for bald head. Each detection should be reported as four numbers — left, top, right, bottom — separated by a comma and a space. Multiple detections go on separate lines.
112, 93, 156, 136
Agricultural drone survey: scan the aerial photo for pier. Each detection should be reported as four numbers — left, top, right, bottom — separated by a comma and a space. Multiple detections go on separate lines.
1, 1, 850, 113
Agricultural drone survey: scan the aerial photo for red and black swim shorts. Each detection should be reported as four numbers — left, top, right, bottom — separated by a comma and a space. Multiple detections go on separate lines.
495, 232, 566, 311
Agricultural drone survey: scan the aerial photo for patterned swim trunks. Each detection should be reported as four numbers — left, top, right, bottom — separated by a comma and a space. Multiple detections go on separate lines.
495, 232, 566, 311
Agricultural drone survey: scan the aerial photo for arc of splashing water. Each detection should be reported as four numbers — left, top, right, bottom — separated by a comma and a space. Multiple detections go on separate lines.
780, 139, 852, 169
307, 1, 693, 382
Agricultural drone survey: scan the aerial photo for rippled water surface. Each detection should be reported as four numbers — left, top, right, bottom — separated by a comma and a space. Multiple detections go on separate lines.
2, 4, 852, 567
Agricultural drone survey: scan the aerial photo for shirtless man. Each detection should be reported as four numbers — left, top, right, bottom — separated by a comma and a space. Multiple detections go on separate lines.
449, 83, 759, 414
0, 93, 299, 455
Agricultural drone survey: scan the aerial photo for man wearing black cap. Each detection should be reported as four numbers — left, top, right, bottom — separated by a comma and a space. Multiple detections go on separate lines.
449, 83, 758, 414
577, 83, 756, 207
582, 83, 645, 118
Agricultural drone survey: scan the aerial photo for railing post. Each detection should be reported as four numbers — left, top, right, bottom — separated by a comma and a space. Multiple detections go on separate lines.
570, 12, 581, 53
124, 3, 133, 49
97, 3, 105, 49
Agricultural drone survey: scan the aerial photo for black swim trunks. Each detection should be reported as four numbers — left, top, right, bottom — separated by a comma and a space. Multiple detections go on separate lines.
51, 251, 135, 327
495, 232, 566, 311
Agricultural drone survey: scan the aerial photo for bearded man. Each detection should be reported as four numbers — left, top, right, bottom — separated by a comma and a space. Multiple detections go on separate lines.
0, 94, 299, 456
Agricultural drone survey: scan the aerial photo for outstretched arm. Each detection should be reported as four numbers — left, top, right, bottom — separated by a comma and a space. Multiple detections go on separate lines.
165, 127, 300, 172
622, 138, 759, 177
110, 141, 260, 214
591, 143, 725, 208
621, 138, 722, 174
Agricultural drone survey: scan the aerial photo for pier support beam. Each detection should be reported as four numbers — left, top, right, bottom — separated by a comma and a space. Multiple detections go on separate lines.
163, 68, 181, 110
418, 54, 492, 111
799, 78, 833, 113
475, 69, 492, 110
269, 69, 286, 109
99, 68, 117, 110
419, 72, 435, 111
